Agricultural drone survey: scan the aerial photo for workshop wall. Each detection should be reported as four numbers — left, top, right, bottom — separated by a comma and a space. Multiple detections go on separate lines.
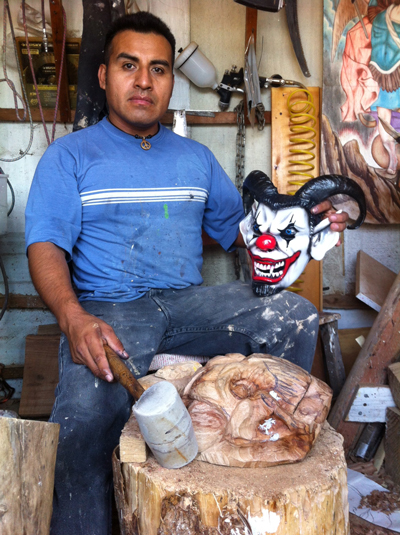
0, 0, 399, 397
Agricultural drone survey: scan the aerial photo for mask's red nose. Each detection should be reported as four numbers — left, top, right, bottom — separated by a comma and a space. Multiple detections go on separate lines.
255, 234, 277, 251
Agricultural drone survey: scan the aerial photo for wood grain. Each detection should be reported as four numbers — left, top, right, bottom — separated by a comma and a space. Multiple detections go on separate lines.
113, 423, 349, 535
338, 327, 371, 376
356, 250, 397, 312
271, 86, 322, 312
328, 270, 400, 452
49, 0, 71, 122
19, 334, 60, 419
0, 417, 59, 535
0, 108, 271, 125
182, 353, 332, 467
388, 362, 400, 409
385, 406, 400, 486
104, 344, 145, 401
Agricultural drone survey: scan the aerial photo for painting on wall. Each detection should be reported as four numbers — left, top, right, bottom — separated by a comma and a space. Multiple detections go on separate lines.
322, 0, 400, 224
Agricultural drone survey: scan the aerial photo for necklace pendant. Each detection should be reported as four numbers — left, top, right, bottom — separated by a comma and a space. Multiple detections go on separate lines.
141, 139, 151, 150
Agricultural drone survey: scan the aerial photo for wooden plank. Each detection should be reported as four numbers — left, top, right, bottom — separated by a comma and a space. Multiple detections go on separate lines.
49, 0, 71, 123
338, 327, 371, 376
328, 270, 400, 452
323, 293, 370, 310
0, 108, 271, 125
2, 365, 24, 380
245, 7, 258, 44
37, 323, 62, 335
271, 86, 322, 312
298, 260, 323, 311
356, 250, 397, 312
120, 414, 148, 464
346, 385, 396, 422
271, 86, 321, 194
385, 406, 400, 486
0, 294, 47, 309
19, 334, 60, 419
388, 361, 400, 410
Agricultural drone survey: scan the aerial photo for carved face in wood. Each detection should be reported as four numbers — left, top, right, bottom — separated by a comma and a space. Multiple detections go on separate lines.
183, 353, 332, 467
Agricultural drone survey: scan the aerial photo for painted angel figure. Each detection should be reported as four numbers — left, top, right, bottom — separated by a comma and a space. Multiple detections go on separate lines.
334, 0, 400, 175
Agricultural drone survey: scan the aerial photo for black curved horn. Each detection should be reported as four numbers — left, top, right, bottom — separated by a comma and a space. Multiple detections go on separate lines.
295, 174, 366, 229
242, 170, 278, 213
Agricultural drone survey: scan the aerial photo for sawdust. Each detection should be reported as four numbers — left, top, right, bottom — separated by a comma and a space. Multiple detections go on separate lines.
359, 489, 400, 514
347, 460, 400, 535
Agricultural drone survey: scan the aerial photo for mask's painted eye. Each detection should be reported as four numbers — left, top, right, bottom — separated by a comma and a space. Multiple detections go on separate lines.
278, 222, 298, 245
253, 222, 262, 238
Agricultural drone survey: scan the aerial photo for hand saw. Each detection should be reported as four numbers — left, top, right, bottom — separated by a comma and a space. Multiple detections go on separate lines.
234, 0, 311, 77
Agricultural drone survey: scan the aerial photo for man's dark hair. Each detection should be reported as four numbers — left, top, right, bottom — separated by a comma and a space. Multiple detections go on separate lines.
104, 12, 176, 65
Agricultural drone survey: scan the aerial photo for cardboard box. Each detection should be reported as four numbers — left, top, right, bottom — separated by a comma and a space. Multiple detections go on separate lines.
16, 37, 81, 109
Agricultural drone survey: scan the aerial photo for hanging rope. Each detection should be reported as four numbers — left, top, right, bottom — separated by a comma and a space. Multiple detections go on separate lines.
0, 0, 34, 162
21, 0, 67, 145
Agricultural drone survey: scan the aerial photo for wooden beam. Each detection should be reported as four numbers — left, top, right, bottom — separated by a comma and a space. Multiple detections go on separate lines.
356, 250, 397, 312
48, 0, 71, 123
328, 270, 400, 452
346, 385, 395, 422
323, 293, 370, 310
2, 365, 24, 380
0, 294, 47, 310
0, 108, 271, 126
245, 7, 258, 46
49, 0, 71, 123
385, 406, 400, 486
388, 361, 400, 409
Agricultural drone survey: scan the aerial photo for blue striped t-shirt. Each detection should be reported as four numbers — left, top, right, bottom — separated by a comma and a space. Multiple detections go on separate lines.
25, 118, 244, 302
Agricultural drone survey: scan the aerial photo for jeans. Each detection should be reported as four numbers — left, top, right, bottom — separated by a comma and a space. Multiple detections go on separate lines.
49, 281, 318, 535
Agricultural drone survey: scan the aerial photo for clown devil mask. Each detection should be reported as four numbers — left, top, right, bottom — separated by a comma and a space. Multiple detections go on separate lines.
239, 172, 366, 297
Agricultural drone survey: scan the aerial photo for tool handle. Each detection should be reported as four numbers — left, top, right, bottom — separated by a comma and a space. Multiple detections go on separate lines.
103, 344, 145, 401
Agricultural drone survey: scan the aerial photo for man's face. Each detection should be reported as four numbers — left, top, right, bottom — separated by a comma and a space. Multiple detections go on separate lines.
98, 30, 174, 137
240, 204, 312, 294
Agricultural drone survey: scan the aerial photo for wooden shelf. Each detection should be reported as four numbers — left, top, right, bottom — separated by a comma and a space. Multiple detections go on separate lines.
0, 108, 271, 126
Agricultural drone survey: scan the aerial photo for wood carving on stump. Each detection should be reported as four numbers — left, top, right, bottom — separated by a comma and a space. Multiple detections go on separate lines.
113, 423, 349, 535
113, 354, 349, 535
182, 353, 333, 467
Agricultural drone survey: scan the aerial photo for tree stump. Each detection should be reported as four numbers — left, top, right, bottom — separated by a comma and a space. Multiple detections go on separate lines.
113, 422, 349, 535
0, 416, 60, 535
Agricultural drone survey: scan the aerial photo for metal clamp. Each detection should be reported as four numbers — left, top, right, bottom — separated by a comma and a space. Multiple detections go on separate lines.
260, 74, 306, 90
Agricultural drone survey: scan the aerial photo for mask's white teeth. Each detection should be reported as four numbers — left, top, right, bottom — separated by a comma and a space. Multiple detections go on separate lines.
254, 259, 286, 278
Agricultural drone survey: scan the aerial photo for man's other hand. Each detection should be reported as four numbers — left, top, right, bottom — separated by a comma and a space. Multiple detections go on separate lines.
311, 200, 349, 246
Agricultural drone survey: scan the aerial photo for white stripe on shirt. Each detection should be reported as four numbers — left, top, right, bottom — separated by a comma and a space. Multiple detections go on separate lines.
80, 187, 209, 207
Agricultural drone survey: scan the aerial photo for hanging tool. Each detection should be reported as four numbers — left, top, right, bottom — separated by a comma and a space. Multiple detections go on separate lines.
244, 33, 264, 127
104, 344, 198, 469
233, 0, 311, 77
